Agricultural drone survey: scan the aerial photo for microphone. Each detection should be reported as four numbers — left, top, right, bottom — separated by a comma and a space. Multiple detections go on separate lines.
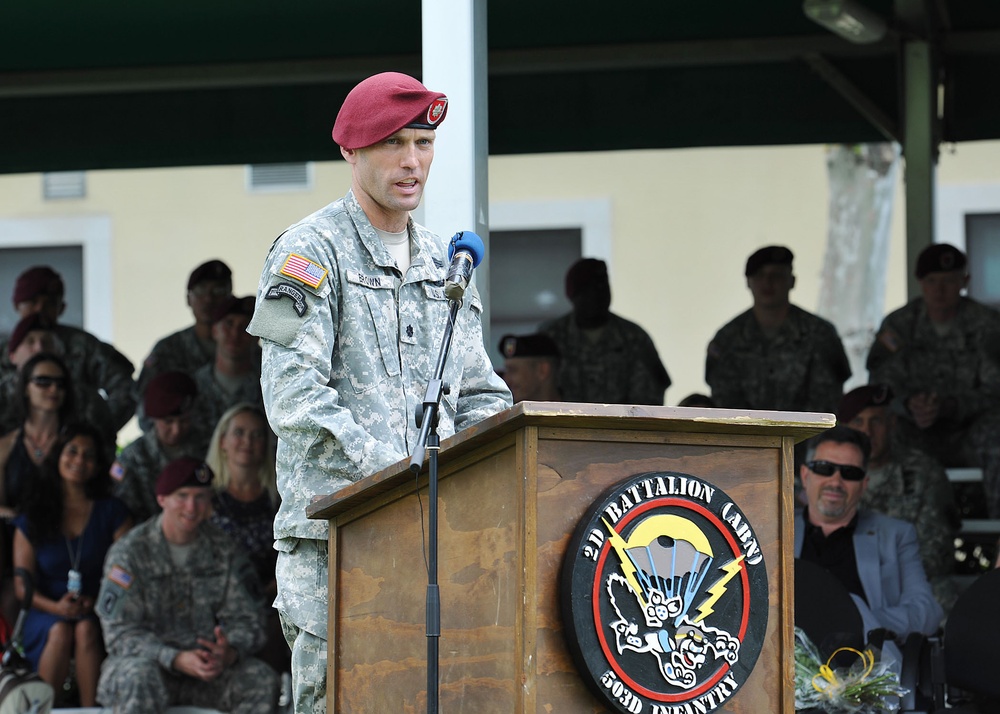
444, 231, 485, 302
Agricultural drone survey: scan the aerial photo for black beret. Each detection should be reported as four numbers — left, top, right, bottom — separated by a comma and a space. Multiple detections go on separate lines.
144, 371, 197, 419
333, 72, 448, 150
745, 246, 793, 277
499, 333, 561, 360
837, 384, 894, 424
187, 260, 232, 290
156, 457, 214, 496
915, 244, 967, 279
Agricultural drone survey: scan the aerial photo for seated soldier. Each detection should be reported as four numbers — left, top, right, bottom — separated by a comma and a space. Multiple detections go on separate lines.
189, 296, 263, 447
706, 246, 851, 414
498, 333, 561, 403
95, 457, 279, 714
112, 372, 203, 523
795, 426, 942, 651
839, 384, 960, 612
868, 243, 1000, 517
135, 259, 235, 432
3, 266, 136, 437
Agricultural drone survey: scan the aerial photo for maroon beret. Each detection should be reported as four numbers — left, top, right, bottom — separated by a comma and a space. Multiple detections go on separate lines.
837, 384, 894, 424
144, 371, 197, 419
188, 259, 232, 290
13, 266, 64, 305
210, 295, 255, 325
333, 72, 448, 150
745, 246, 793, 277
7, 314, 51, 355
915, 243, 967, 279
156, 457, 214, 497
499, 333, 561, 360
565, 258, 609, 300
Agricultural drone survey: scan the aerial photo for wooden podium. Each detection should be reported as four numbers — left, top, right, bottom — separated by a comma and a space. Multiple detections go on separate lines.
308, 403, 831, 713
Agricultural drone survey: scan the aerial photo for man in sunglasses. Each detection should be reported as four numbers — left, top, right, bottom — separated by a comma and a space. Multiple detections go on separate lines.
795, 425, 943, 650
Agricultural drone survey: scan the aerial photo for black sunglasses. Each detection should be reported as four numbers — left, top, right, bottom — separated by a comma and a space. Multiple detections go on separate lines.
30, 375, 67, 390
805, 460, 866, 482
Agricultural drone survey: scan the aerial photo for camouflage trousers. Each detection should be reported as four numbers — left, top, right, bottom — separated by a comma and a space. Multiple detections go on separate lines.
896, 409, 1000, 518
275, 538, 330, 714
97, 653, 280, 714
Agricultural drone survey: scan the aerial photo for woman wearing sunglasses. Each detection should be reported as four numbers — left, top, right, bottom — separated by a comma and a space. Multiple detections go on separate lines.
0, 352, 76, 520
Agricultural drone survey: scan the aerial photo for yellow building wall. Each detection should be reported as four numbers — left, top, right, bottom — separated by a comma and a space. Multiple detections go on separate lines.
0, 140, 997, 442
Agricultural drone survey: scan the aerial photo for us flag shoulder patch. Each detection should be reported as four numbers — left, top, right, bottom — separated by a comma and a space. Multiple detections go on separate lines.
109, 565, 134, 589
280, 254, 328, 289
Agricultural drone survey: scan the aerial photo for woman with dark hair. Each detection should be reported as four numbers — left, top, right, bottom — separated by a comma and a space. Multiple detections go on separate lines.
0, 352, 75, 519
12, 422, 131, 706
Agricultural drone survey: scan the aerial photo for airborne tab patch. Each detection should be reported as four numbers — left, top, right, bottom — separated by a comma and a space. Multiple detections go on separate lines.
280, 254, 327, 289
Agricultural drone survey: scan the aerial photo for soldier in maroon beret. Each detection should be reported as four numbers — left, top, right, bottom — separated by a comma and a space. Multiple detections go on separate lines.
247, 71, 511, 712
3, 266, 136, 439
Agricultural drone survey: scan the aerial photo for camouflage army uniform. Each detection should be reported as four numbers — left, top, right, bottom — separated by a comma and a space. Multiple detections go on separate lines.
247, 190, 512, 713
188, 363, 264, 451
51, 324, 136, 432
538, 312, 670, 405
0, 325, 133, 440
134, 326, 215, 431
706, 305, 851, 413
95, 515, 278, 714
111, 429, 205, 524
862, 446, 960, 611
867, 296, 1000, 516
137, 326, 215, 394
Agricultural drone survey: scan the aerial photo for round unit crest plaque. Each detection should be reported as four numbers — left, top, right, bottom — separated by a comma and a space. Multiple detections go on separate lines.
560, 471, 769, 713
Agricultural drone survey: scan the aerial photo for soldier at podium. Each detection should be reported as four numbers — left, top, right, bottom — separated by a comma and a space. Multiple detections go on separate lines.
248, 72, 512, 713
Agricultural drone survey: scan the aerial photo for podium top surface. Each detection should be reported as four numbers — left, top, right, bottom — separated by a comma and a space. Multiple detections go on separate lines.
307, 401, 833, 520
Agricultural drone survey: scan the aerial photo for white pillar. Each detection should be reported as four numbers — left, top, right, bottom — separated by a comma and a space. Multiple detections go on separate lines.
420, 0, 493, 342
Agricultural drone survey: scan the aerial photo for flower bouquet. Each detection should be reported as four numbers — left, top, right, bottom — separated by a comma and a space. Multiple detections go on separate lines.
794, 627, 908, 713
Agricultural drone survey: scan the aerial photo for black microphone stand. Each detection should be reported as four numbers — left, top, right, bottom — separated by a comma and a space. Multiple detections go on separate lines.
409, 297, 461, 714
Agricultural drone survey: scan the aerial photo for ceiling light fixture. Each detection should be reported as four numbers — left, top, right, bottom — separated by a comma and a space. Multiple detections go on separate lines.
803, 0, 888, 44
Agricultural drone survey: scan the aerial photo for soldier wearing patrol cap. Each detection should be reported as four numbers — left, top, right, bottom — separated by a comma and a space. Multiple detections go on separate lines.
706, 245, 851, 414
867, 242, 1000, 517
95, 456, 278, 713
247, 71, 511, 712
498, 333, 562, 402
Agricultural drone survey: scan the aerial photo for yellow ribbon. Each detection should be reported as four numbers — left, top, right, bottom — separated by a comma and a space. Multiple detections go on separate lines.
811, 646, 876, 697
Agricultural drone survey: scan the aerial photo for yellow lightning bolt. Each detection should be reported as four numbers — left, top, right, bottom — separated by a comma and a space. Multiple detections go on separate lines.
603, 518, 648, 609
694, 556, 744, 624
